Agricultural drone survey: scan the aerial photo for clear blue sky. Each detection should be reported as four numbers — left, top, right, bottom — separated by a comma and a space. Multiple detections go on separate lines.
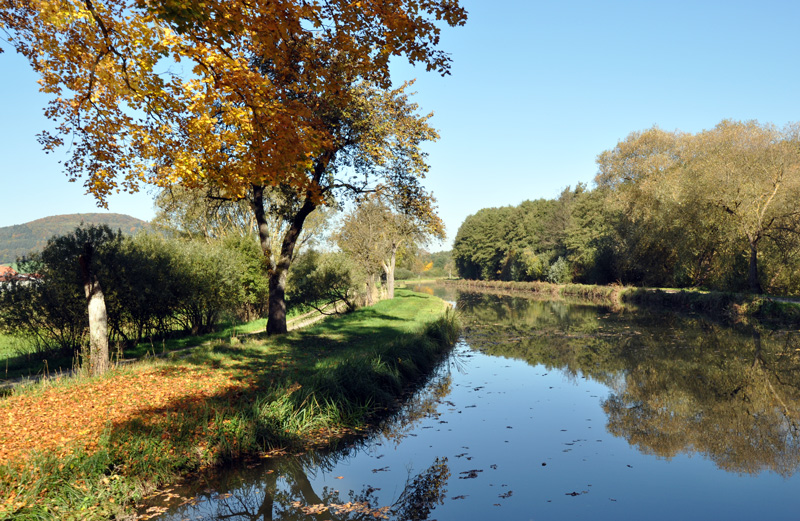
2, 0, 799, 249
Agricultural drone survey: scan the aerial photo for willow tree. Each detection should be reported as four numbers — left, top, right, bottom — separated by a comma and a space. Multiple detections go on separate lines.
597, 121, 800, 293
594, 127, 699, 286
1, 0, 466, 333
684, 121, 800, 294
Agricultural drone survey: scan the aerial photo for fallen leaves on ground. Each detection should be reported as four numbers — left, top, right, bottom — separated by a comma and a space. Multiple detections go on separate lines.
0, 365, 245, 464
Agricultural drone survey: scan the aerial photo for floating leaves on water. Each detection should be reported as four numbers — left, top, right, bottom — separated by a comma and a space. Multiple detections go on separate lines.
290, 501, 391, 519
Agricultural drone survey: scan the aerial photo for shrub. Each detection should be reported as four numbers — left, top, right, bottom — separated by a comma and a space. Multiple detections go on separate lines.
0, 227, 254, 356
547, 257, 572, 284
0, 225, 123, 355
288, 250, 364, 312
394, 267, 417, 281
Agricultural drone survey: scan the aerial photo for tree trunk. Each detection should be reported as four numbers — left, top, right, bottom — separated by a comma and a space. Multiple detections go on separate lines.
252, 184, 317, 335
364, 273, 376, 305
79, 242, 109, 376
267, 264, 289, 334
382, 242, 398, 299
748, 239, 763, 294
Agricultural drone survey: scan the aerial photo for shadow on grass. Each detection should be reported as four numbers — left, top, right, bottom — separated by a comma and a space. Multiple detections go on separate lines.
100, 295, 456, 497
0, 350, 75, 384
0, 291, 458, 520
178, 293, 443, 379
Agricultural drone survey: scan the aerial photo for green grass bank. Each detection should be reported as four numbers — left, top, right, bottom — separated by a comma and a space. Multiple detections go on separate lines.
0, 289, 459, 520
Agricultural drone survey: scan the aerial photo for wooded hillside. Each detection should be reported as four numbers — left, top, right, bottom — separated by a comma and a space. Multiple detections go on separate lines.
0, 214, 148, 265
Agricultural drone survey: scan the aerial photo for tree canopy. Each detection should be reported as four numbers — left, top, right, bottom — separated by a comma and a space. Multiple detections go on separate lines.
597, 120, 800, 293
337, 193, 444, 301
2, 0, 466, 333
0, 0, 466, 203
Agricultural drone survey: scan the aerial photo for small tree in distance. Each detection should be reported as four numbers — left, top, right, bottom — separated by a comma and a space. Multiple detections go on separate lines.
337, 193, 445, 300
0, 225, 121, 375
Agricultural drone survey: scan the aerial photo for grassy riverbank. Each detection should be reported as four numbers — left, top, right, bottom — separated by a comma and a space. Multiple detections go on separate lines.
443, 279, 800, 325
0, 290, 458, 520
443, 279, 624, 302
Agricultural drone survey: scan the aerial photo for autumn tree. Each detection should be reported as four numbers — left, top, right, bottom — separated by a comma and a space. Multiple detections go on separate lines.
594, 127, 694, 286
1, 0, 467, 333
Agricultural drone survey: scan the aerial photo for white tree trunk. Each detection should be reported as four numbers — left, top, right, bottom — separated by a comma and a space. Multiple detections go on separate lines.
382, 243, 398, 299
86, 281, 109, 376
80, 243, 109, 376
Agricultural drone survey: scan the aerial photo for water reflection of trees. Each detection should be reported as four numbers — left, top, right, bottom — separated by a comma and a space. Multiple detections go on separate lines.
459, 292, 607, 340
374, 375, 453, 447
459, 292, 800, 477
152, 372, 455, 521
154, 454, 449, 521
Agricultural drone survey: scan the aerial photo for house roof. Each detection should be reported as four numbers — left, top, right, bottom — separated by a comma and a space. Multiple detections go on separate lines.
0, 266, 19, 281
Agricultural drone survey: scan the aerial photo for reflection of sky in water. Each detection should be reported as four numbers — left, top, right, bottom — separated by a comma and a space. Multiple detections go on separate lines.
149, 286, 800, 520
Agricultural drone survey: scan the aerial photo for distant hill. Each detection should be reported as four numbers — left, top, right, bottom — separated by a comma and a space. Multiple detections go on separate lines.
0, 213, 149, 265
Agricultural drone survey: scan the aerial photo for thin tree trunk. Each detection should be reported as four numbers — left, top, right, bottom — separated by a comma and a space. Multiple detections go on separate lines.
748, 239, 763, 294
79, 242, 109, 376
382, 242, 398, 299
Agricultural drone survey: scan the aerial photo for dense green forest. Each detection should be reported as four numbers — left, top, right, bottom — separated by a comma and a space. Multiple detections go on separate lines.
0, 213, 148, 265
454, 120, 800, 295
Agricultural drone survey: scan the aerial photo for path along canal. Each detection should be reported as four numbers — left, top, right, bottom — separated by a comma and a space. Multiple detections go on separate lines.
145, 285, 800, 520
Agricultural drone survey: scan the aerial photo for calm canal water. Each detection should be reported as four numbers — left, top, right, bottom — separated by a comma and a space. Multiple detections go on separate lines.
146, 285, 800, 520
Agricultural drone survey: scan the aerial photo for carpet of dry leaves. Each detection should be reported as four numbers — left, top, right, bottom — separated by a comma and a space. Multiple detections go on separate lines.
0, 365, 246, 465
